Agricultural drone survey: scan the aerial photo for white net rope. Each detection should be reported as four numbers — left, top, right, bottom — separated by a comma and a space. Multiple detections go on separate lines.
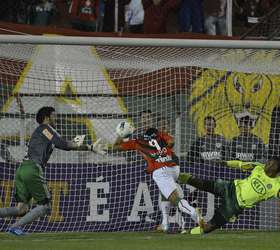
0, 43, 279, 232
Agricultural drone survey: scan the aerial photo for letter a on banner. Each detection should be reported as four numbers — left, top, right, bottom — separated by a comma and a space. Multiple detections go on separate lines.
127, 182, 154, 222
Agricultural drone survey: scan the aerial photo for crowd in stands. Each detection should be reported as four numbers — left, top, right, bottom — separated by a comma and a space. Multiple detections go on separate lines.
187, 108, 280, 167
0, 0, 278, 35
188, 116, 269, 165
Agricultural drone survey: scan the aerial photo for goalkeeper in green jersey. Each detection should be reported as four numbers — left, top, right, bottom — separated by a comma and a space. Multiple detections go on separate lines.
0, 106, 104, 236
178, 157, 280, 234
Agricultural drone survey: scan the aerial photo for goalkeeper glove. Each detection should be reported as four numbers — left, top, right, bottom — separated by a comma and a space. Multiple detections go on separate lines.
73, 135, 86, 147
226, 160, 254, 171
87, 138, 107, 155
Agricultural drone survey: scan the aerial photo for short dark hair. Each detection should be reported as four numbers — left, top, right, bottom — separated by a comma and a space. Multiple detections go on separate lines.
143, 128, 158, 140
157, 116, 167, 122
139, 110, 152, 117
36, 106, 55, 124
270, 156, 280, 172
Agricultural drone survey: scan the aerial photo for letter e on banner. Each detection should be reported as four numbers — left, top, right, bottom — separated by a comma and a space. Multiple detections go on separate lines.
86, 182, 110, 222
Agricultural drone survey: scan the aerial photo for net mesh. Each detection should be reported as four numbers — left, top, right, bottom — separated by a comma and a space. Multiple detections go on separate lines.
0, 42, 279, 232
241, 4, 280, 40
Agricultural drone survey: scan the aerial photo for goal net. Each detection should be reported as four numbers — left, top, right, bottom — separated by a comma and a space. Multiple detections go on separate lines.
241, 4, 280, 40
0, 37, 279, 232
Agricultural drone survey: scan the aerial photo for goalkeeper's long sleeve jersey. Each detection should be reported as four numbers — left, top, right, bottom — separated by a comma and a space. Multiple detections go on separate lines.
26, 124, 71, 168
231, 161, 280, 208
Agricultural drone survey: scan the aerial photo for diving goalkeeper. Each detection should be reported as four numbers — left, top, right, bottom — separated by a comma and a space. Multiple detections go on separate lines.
178, 157, 280, 234
0, 106, 104, 236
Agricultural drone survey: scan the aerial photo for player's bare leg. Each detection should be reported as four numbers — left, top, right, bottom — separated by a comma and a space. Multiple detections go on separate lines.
175, 183, 187, 233
168, 190, 204, 227
157, 184, 187, 233
156, 194, 171, 232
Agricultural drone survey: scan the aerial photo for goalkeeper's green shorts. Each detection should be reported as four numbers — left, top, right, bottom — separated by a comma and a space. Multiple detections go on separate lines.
15, 160, 51, 205
213, 179, 242, 222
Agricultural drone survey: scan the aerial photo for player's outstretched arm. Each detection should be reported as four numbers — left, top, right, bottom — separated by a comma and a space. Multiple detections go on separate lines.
111, 136, 126, 151
224, 160, 258, 171
52, 132, 106, 155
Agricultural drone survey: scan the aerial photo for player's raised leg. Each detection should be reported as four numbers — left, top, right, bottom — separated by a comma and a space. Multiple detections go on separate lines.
179, 172, 242, 234
152, 166, 204, 226
178, 173, 224, 196
169, 190, 203, 225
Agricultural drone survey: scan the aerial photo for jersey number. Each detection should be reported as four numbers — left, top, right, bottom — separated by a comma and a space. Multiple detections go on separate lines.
149, 139, 167, 155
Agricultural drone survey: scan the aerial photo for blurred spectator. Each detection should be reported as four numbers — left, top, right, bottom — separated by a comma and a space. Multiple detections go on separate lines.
0, 0, 35, 24
97, 0, 105, 31
69, 0, 98, 31
33, 0, 55, 26
230, 116, 267, 162
203, 0, 227, 35
125, 0, 144, 33
133, 109, 153, 137
157, 116, 170, 134
268, 106, 280, 157
188, 116, 229, 164
103, 0, 130, 32
142, 0, 179, 34
125, 110, 153, 163
178, 0, 204, 33
234, 0, 273, 27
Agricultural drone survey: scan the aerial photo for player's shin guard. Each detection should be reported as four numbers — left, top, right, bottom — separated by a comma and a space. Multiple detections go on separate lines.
178, 199, 198, 223
0, 207, 20, 218
13, 205, 49, 227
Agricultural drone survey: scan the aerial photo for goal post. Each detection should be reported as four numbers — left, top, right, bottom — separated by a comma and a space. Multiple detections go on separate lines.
1, 35, 280, 48
0, 36, 279, 232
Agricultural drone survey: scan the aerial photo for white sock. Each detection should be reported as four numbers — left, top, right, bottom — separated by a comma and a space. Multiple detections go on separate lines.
0, 207, 20, 217
178, 199, 197, 223
14, 205, 48, 227
160, 200, 171, 227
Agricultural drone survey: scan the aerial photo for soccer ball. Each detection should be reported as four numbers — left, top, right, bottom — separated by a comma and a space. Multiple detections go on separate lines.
116, 121, 135, 138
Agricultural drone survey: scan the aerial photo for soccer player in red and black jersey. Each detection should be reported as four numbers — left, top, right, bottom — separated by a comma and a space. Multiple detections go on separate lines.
113, 127, 204, 230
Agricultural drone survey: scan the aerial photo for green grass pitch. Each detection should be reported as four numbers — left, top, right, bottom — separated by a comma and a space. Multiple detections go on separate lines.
0, 231, 279, 250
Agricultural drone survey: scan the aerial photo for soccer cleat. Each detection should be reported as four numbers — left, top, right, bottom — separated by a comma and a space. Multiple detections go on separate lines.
180, 229, 188, 234
155, 224, 169, 233
190, 226, 203, 235
7, 227, 26, 236
195, 208, 205, 229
